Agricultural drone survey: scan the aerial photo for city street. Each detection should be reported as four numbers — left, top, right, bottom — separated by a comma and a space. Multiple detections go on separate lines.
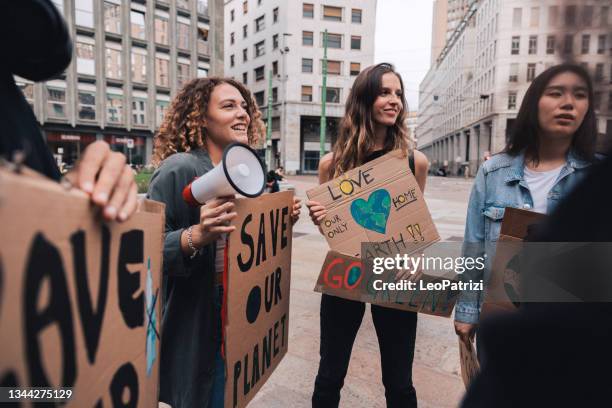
250, 175, 474, 408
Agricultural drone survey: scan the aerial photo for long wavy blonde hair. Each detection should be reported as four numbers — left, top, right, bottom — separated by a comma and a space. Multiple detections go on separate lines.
152, 77, 265, 165
330, 63, 410, 177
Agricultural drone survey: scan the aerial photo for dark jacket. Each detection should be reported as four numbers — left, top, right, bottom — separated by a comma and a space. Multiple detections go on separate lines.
0, 0, 72, 180
147, 149, 220, 408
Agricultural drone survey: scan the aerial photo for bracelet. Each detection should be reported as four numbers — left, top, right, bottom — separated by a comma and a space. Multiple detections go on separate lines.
187, 226, 200, 259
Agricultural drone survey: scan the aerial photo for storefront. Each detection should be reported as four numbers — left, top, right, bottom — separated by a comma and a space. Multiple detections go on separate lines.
104, 135, 147, 166
46, 132, 97, 169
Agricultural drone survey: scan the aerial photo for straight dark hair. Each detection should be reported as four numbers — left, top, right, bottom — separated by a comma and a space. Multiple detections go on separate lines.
504, 63, 597, 163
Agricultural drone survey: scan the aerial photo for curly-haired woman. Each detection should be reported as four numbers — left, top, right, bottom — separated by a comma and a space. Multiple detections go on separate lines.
147, 77, 300, 408
307, 63, 428, 408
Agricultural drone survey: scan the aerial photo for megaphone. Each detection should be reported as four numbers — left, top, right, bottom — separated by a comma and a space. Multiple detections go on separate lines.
182, 142, 266, 206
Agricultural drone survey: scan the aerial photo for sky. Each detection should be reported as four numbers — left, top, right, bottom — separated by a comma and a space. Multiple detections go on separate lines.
375, 0, 435, 111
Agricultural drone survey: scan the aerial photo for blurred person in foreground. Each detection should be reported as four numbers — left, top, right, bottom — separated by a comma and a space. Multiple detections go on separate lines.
0, 0, 137, 221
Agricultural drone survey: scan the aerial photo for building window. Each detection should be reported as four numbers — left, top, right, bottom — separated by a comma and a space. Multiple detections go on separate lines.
230, 9, 235, 21
156, 99, 169, 127
546, 35, 555, 54
602, 7, 609, 27
301, 85, 312, 102
548, 5, 559, 27
18, 83, 34, 109
582, 5, 593, 27
131, 49, 147, 83
323, 5, 342, 22
242, 72, 248, 84
563, 34, 573, 54
177, 62, 190, 87
597, 35, 606, 54
512, 8, 522, 28
177, 22, 190, 50
255, 66, 264, 81
581, 35, 590, 54
272, 61, 278, 76
325, 33, 342, 48
105, 44, 122, 79
509, 63, 518, 82
197, 66, 208, 78
325, 87, 341, 103
243, 24, 248, 38
107, 91, 123, 124
303, 3, 313, 18
104, 1, 121, 34
155, 16, 169, 45
565, 5, 576, 26
75, 0, 94, 28
47, 87, 67, 119
132, 98, 146, 125
302, 31, 313, 46
243, 48, 248, 62
78, 90, 96, 121
197, 28, 209, 54
272, 87, 278, 103
254, 40, 265, 57
302, 58, 313, 73
508, 91, 517, 109
177, 0, 189, 10
243, 0, 248, 14
230, 54, 235, 67
351, 8, 362, 23
155, 56, 170, 87
530, 7, 539, 27
511, 36, 520, 55
254, 90, 264, 106
528, 35, 537, 54
76, 40, 95, 76
595, 63, 604, 83
273, 7, 278, 23
323, 60, 341, 75
130, 9, 146, 40
351, 35, 361, 50
527, 63, 536, 82
255, 15, 265, 32
350, 62, 360, 76
230, 32, 235, 45
273, 34, 279, 49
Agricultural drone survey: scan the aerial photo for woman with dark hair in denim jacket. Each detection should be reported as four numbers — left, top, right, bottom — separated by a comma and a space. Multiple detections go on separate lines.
454, 64, 599, 350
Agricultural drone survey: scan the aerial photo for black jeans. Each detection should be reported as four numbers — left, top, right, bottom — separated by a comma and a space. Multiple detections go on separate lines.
312, 294, 418, 408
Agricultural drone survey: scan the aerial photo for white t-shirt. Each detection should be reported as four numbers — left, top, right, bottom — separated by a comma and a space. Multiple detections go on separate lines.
523, 164, 564, 214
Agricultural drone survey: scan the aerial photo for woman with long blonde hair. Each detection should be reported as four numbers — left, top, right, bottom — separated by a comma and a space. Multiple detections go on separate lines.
307, 63, 428, 408
148, 77, 299, 408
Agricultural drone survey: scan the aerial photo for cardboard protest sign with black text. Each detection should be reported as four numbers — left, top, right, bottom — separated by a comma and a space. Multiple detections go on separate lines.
224, 191, 293, 408
306, 150, 440, 257
0, 167, 164, 407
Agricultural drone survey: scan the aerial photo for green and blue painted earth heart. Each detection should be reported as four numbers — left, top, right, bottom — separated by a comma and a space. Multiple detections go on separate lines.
347, 265, 361, 286
350, 189, 391, 234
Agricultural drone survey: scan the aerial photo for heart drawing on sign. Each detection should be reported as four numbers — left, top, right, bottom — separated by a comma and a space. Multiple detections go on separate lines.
350, 189, 391, 234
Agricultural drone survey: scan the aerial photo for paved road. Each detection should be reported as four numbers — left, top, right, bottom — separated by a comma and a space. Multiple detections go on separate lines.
249, 175, 474, 408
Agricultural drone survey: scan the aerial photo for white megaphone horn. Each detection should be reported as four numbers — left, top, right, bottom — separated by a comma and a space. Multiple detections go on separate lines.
182, 142, 266, 206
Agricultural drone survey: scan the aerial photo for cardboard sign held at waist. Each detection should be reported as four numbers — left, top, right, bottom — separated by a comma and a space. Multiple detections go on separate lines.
306, 150, 440, 257
0, 166, 164, 407
314, 251, 459, 318
481, 207, 546, 317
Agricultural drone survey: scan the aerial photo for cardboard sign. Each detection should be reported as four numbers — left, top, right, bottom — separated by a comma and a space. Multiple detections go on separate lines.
481, 208, 546, 316
314, 251, 459, 317
458, 338, 480, 388
306, 150, 440, 257
0, 167, 164, 407
225, 191, 293, 408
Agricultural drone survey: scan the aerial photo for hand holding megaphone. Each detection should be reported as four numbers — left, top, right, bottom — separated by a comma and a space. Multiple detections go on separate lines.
183, 142, 266, 206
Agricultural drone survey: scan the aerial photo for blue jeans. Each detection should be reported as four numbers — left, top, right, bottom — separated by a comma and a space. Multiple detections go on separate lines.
209, 284, 225, 408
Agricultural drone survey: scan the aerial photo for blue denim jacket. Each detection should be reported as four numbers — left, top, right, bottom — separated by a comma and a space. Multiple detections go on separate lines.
454, 150, 593, 324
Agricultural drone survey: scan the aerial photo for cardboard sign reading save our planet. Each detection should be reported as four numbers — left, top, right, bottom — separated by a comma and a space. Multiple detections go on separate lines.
306, 149, 440, 257
0, 166, 164, 407
224, 191, 294, 408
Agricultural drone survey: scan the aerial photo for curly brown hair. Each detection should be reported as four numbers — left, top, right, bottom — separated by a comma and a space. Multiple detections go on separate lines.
152, 77, 265, 165
330, 63, 410, 178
